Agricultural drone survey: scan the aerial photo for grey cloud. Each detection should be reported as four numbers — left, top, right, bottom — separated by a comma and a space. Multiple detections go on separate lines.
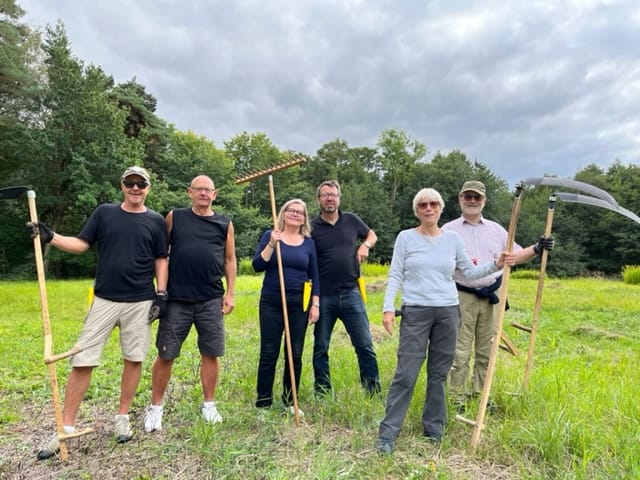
18, 0, 640, 184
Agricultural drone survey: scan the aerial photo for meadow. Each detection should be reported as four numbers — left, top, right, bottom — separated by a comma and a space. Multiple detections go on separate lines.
1, 271, 639, 479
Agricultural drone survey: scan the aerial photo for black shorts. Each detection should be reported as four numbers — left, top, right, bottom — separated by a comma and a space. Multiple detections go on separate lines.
155, 297, 225, 360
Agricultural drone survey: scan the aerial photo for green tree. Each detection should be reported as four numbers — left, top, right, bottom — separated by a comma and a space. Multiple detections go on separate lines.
0, 0, 36, 127
377, 129, 427, 205
27, 23, 145, 276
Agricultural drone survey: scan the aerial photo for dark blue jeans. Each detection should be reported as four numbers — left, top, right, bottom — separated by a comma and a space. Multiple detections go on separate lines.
312, 288, 380, 394
256, 293, 309, 407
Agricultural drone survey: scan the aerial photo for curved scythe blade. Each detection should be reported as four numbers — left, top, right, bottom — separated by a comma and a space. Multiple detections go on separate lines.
555, 192, 640, 225
522, 177, 617, 206
0, 186, 31, 200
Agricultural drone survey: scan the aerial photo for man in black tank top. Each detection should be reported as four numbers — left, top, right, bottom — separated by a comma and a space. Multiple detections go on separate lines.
145, 175, 236, 432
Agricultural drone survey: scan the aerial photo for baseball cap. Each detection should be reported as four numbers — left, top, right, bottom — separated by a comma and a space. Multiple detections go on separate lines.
121, 166, 150, 183
459, 180, 486, 196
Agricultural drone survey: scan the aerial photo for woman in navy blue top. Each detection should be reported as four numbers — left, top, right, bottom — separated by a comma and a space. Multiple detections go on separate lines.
252, 199, 320, 415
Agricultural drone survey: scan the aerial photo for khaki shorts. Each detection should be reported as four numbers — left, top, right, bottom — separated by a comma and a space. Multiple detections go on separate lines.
71, 296, 153, 367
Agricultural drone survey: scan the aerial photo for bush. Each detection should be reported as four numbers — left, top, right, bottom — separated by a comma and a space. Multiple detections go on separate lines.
238, 257, 260, 276
362, 262, 388, 277
622, 265, 640, 285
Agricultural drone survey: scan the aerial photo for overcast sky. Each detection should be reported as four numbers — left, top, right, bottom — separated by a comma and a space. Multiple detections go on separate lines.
18, 0, 640, 185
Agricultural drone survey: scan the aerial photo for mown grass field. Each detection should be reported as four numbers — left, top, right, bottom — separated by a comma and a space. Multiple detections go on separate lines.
1, 272, 639, 479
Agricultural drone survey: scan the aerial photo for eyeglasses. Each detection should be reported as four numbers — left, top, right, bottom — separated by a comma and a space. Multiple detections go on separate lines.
122, 180, 149, 189
191, 187, 214, 193
319, 192, 339, 198
417, 201, 440, 210
462, 193, 483, 201
286, 208, 306, 217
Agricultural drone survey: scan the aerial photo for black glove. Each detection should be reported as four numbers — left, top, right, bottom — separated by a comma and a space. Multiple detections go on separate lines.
26, 221, 54, 243
533, 235, 554, 255
148, 291, 168, 323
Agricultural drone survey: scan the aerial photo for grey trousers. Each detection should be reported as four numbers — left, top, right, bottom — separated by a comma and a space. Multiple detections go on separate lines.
378, 305, 460, 441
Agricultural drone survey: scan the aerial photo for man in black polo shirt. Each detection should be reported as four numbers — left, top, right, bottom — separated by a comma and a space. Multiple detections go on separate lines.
311, 180, 380, 396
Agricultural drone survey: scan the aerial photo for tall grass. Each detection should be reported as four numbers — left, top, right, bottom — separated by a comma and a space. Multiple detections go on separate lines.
1, 274, 639, 479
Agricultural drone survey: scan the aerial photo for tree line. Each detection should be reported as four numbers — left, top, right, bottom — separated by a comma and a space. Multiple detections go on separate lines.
2, 1, 640, 279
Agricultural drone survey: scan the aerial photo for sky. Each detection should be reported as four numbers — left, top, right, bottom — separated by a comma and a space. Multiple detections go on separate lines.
17, 0, 640, 186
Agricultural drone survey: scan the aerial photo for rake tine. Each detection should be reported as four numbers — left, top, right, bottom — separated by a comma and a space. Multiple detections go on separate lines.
234, 156, 306, 184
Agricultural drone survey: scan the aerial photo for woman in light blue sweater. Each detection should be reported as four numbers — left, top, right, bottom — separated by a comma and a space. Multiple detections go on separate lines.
376, 188, 515, 454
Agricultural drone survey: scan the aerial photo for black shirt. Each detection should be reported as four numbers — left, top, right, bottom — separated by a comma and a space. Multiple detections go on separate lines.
167, 207, 231, 302
78, 203, 167, 302
311, 211, 370, 296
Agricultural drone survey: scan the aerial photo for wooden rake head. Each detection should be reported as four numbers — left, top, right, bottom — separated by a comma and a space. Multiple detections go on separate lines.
234, 156, 306, 185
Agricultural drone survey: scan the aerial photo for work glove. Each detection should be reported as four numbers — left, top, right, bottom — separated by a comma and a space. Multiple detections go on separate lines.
533, 235, 555, 255
148, 291, 168, 323
26, 221, 54, 243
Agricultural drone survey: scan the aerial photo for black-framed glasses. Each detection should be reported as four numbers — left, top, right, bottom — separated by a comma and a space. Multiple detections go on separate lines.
122, 180, 149, 189
462, 193, 483, 201
417, 201, 440, 210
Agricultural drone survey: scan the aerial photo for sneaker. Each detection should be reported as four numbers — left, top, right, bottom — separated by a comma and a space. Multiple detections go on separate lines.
424, 431, 442, 443
202, 402, 223, 423
286, 405, 304, 417
37, 426, 75, 460
376, 437, 394, 455
144, 405, 163, 432
114, 414, 133, 443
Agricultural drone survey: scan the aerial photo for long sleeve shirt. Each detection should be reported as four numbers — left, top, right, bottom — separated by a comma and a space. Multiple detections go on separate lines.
383, 228, 500, 311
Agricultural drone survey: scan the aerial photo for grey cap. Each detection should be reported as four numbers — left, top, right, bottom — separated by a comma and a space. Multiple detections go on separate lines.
459, 180, 486, 196
121, 166, 150, 183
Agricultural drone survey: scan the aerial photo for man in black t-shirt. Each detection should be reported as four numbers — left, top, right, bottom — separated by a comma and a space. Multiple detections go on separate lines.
34, 166, 168, 459
311, 180, 381, 396
145, 175, 236, 432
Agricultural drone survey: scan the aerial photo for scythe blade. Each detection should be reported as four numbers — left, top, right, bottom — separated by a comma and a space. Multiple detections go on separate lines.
555, 192, 640, 225
522, 177, 617, 206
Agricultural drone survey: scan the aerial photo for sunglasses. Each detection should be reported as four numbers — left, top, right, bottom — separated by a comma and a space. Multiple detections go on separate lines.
463, 193, 483, 201
417, 201, 440, 210
122, 180, 149, 189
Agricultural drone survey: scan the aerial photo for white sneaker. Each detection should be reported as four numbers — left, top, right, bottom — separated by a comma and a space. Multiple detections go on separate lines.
202, 402, 223, 423
287, 405, 304, 417
114, 414, 133, 443
144, 405, 163, 432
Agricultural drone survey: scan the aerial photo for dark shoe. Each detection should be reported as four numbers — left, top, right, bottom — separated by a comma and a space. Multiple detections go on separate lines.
314, 385, 332, 398
454, 398, 467, 414
424, 431, 442, 443
376, 437, 394, 455
37, 432, 60, 460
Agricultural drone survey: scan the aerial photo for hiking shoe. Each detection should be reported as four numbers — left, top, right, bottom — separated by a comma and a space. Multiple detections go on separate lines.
37, 432, 60, 460
202, 402, 223, 423
144, 405, 163, 432
376, 437, 394, 455
424, 431, 442, 443
286, 405, 304, 417
37, 426, 75, 460
114, 414, 133, 443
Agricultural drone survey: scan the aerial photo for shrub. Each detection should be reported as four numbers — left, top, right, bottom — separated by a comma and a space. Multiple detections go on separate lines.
362, 262, 388, 277
621, 265, 640, 285
511, 268, 544, 280
238, 257, 260, 276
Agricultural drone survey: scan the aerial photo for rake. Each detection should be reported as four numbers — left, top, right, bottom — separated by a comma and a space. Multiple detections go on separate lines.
235, 156, 306, 425
1, 186, 92, 462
